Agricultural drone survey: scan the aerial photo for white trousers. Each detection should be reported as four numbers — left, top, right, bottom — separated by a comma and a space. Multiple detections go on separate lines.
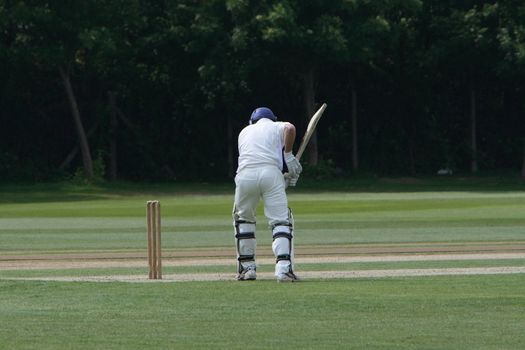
234, 166, 293, 275
234, 166, 288, 226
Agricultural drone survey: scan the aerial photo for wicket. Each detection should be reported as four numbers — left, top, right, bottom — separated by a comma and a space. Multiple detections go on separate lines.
146, 200, 162, 279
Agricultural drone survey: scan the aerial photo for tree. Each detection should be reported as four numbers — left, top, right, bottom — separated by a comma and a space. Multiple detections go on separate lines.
227, 0, 351, 165
425, 2, 502, 174
494, 0, 525, 178
5, 2, 100, 179
2, 0, 525, 181
187, 0, 251, 177
341, 0, 423, 172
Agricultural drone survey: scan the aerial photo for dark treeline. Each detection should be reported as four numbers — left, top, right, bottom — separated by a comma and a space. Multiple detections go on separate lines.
1, 0, 524, 182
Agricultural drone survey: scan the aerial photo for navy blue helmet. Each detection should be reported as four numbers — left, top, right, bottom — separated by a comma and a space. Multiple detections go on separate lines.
249, 107, 277, 124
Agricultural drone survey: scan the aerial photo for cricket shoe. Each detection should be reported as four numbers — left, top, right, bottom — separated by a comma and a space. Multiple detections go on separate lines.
276, 271, 299, 283
237, 267, 256, 281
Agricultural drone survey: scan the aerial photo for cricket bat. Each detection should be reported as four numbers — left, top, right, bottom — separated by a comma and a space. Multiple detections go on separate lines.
296, 103, 327, 161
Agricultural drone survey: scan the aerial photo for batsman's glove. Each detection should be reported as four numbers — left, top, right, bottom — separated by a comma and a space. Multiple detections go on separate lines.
285, 173, 300, 188
284, 152, 302, 177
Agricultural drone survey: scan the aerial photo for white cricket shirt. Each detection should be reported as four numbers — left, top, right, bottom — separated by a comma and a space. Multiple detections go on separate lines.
236, 118, 286, 173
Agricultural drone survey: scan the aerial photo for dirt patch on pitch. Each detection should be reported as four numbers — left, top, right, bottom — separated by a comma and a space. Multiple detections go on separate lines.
2, 252, 525, 271
6, 266, 525, 283
2, 243, 525, 282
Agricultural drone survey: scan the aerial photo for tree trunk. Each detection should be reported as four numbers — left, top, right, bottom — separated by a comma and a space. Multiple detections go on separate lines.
59, 66, 94, 179
469, 87, 478, 174
108, 91, 118, 181
350, 82, 359, 171
58, 121, 99, 171
303, 67, 318, 165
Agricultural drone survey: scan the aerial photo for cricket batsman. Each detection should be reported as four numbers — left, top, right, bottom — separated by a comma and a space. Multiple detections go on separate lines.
233, 107, 302, 282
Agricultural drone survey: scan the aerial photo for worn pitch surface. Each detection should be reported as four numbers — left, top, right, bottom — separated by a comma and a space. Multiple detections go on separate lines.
2, 243, 525, 282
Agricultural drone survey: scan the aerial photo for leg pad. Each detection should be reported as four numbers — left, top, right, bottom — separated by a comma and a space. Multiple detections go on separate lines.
234, 221, 256, 273
272, 225, 293, 263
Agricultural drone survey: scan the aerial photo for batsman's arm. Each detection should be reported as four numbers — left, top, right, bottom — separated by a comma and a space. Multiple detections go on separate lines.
283, 122, 296, 153
283, 123, 302, 181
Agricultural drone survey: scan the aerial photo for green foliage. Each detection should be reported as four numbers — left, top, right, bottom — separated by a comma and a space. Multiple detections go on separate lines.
302, 159, 341, 179
71, 151, 106, 185
0, 0, 524, 181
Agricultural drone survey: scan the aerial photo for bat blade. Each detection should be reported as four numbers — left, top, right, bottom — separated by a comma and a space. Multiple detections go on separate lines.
296, 103, 327, 162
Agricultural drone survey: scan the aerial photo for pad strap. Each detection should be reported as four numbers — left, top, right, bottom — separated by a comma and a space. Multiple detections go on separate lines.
272, 231, 292, 240
238, 255, 255, 262
276, 254, 291, 262
236, 232, 255, 239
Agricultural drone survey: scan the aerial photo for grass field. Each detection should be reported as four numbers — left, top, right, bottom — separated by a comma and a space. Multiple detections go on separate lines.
0, 177, 524, 349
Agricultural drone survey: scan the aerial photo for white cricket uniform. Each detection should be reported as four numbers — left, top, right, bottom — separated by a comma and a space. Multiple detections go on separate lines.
233, 118, 294, 276
234, 118, 288, 226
